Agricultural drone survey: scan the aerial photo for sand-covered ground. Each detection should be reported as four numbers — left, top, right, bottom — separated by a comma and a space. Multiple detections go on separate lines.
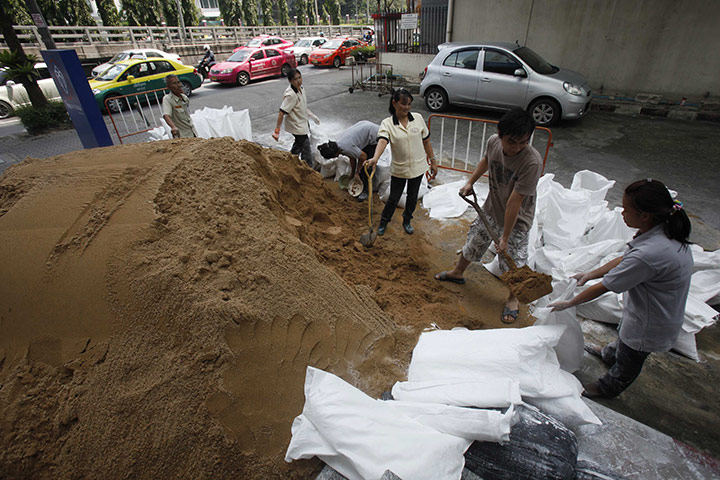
0, 138, 525, 479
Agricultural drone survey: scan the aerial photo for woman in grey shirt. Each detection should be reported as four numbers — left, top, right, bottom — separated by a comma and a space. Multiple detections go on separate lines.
550, 179, 693, 398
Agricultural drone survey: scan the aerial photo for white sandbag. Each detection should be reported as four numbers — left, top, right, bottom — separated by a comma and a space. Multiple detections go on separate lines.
575, 288, 623, 325
682, 294, 719, 334
535, 176, 591, 249
672, 329, 700, 361
690, 269, 720, 303
285, 367, 470, 480
582, 208, 634, 246
391, 378, 522, 408
148, 123, 170, 141
407, 326, 577, 399
533, 280, 584, 373
570, 170, 615, 204
387, 401, 515, 443
527, 394, 602, 429
422, 181, 490, 219
379, 174, 431, 209
690, 244, 720, 271
191, 106, 252, 141
531, 240, 626, 280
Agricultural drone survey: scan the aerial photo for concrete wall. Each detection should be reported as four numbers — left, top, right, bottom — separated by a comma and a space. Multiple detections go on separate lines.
378, 53, 436, 82
450, 0, 720, 100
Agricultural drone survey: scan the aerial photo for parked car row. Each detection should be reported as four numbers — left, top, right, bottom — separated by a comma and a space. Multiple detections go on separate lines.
0, 63, 61, 119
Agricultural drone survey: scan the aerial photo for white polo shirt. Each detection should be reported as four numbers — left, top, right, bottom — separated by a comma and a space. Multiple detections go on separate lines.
280, 85, 310, 135
377, 112, 430, 179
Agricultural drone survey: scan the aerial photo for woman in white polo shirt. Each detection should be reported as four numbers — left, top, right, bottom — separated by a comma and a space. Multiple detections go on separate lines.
549, 179, 693, 399
366, 89, 437, 235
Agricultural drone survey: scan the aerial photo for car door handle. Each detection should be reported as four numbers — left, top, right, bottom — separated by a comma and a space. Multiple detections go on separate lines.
481, 77, 491, 82
442, 72, 451, 77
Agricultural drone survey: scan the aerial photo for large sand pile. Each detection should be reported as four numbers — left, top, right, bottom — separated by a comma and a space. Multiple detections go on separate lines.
0, 138, 504, 479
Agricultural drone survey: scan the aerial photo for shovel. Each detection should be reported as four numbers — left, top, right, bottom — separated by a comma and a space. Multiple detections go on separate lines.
460, 191, 553, 304
359, 164, 377, 247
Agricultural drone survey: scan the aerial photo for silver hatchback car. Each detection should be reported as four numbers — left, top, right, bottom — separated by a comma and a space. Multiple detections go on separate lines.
419, 42, 592, 126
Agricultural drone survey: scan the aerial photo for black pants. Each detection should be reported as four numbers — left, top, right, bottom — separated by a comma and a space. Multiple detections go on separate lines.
357, 144, 377, 190
380, 174, 423, 225
597, 339, 651, 398
291, 134, 313, 167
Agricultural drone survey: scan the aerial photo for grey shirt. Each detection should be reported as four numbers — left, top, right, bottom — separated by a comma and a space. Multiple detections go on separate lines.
602, 224, 693, 352
336, 121, 380, 159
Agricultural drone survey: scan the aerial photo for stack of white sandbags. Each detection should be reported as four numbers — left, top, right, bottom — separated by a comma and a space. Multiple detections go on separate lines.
148, 106, 252, 141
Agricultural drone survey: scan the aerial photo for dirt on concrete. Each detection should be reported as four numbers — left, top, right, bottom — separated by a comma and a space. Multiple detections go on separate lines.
0, 138, 513, 479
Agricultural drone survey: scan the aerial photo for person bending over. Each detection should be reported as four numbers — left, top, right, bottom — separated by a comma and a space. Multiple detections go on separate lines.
317, 120, 380, 201
434, 108, 541, 324
549, 179, 693, 399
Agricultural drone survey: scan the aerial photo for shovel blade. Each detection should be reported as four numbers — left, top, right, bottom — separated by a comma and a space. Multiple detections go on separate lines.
359, 229, 378, 247
500, 266, 553, 304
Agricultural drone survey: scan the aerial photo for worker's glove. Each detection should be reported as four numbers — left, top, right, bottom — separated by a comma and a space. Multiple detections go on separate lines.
310, 113, 320, 125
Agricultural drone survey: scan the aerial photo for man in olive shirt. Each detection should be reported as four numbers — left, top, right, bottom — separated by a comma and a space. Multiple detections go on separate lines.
162, 75, 197, 138
434, 108, 542, 324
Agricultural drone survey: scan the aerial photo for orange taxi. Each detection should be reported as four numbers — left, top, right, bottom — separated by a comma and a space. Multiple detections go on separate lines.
309, 37, 366, 68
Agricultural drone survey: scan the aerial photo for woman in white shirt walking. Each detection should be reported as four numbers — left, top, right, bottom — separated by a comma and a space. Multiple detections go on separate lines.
366, 89, 437, 235
272, 68, 320, 167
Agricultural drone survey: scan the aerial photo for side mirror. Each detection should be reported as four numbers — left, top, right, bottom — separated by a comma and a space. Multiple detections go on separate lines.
126, 75, 135, 82
514, 68, 527, 78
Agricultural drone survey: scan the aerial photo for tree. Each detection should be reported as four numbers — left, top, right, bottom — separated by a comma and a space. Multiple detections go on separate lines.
0, 2, 48, 109
278, 0, 290, 25
122, 0, 163, 26
162, 0, 199, 27
7, 0, 31, 25
328, 0, 340, 24
260, 0, 273, 26
96, 0, 121, 26
242, 0, 258, 26
320, 4, 329, 24
218, 0, 243, 26
308, 0, 317, 24
294, 0, 307, 24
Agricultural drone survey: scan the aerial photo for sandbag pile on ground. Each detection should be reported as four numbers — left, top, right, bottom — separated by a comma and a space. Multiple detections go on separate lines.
148, 106, 252, 141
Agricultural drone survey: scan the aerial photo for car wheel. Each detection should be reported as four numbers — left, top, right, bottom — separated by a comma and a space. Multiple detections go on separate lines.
237, 71, 250, 86
333, 56, 341, 68
425, 87, 448, 112
529, 98, 561, 126
280, 63, 290, 77
105, 94, 127, 114
300, 54, 308, 65
0, 100, 12, 119
180, 80, 192, 97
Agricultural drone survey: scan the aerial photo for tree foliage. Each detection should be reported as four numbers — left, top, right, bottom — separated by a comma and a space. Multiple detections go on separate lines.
122, 0, 163, 26
320, 4, 329, 24
242, 0, 258, 26
7, 0, 31, 25
294, 0, 307, 24
218, 0, 243, 26
96, 0, 121, 26
278, 0, 290, 25
260, 0, 274, 26
162, 0, 199, 27
328, 0, 341, 24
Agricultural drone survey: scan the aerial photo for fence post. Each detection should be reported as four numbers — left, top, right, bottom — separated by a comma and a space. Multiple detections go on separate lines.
212, 27, 218, 43
128, 27, 137, 47
234, 28, 239, 44
165, 26, 172, 44
147, 27, 154, 46
84, 27, 93, 45
30, 26, 44, 47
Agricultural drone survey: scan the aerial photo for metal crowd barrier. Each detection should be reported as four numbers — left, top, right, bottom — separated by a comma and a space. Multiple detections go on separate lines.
348, 62, 400, 97
104, 87, 170, 144
427, 114, 553, 175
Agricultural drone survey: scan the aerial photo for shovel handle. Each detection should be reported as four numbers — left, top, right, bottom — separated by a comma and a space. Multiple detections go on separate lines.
459, 191, 517, 270
364, 163, 376, 229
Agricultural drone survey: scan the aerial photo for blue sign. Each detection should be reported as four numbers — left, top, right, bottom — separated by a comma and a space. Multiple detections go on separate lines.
40, 49, 113, 149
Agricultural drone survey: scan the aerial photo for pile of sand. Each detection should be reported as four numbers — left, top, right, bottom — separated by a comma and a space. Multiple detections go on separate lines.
0, 138, 506, 478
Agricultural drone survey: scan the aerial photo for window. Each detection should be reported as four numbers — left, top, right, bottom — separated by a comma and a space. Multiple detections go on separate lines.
442, 49, 478, 70
36, 67, 52, 79
265, 49, 280, 57
342, 41, 352, 47
483, 49, 521, 76
154, 61, 175, 73
313, 39, 325, 47
147, 52, 162, 58
199, 0, 218, 8
251, 51, 264, 61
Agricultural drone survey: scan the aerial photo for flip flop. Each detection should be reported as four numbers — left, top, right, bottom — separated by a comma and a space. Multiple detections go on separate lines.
501, 306, 519, 324
435, 271, 466, 284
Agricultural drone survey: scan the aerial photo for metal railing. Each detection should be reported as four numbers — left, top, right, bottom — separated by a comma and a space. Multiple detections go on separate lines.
348, 62, 399, 96
104, 87, 170, 143
1, 24, 366, 49
373, 5, 447, 55
427, 114, 553, 175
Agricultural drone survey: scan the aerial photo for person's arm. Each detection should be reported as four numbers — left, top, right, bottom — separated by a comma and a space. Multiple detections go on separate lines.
365, 138, 388, 168
422, 136, 438, 179
162, 97, 179, 138
272, 110, 285, 141
549, 282, 610, 312
307, 109, 320, 124
573, 256, 623, 286
497, 190, 524, 252
459, 155, 488, 196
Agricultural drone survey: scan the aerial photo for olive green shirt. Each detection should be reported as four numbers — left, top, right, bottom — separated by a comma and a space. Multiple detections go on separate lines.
162, 92, 197, 138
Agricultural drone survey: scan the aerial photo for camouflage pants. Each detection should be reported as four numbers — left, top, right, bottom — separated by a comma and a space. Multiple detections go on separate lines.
461, 213, 530, 274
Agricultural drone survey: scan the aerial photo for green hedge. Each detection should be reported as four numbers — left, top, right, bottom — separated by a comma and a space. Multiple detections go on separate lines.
14, 101, 71, 135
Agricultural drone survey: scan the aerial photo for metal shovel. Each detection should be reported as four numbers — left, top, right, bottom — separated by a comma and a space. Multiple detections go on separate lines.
359, 164, 377, 247
460, 191, 553, 304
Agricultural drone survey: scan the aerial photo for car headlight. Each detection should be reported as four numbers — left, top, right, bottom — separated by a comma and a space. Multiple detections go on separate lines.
563, 82, 582, 96
92, 88, 100, 94
221, 68, 233, 74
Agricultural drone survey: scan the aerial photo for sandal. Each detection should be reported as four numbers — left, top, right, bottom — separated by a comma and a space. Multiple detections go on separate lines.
434, 271, 466, 284
501, 306, 519, 324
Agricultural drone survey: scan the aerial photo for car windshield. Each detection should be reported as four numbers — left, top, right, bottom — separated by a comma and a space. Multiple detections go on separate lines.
247, 38, 263, 47
227, 50, 252, 62
322, 39, 344, 49
96, 64, 125, 81
513, 46, 559, 74
109, 52, 130, 63
295, 40, 311, 48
